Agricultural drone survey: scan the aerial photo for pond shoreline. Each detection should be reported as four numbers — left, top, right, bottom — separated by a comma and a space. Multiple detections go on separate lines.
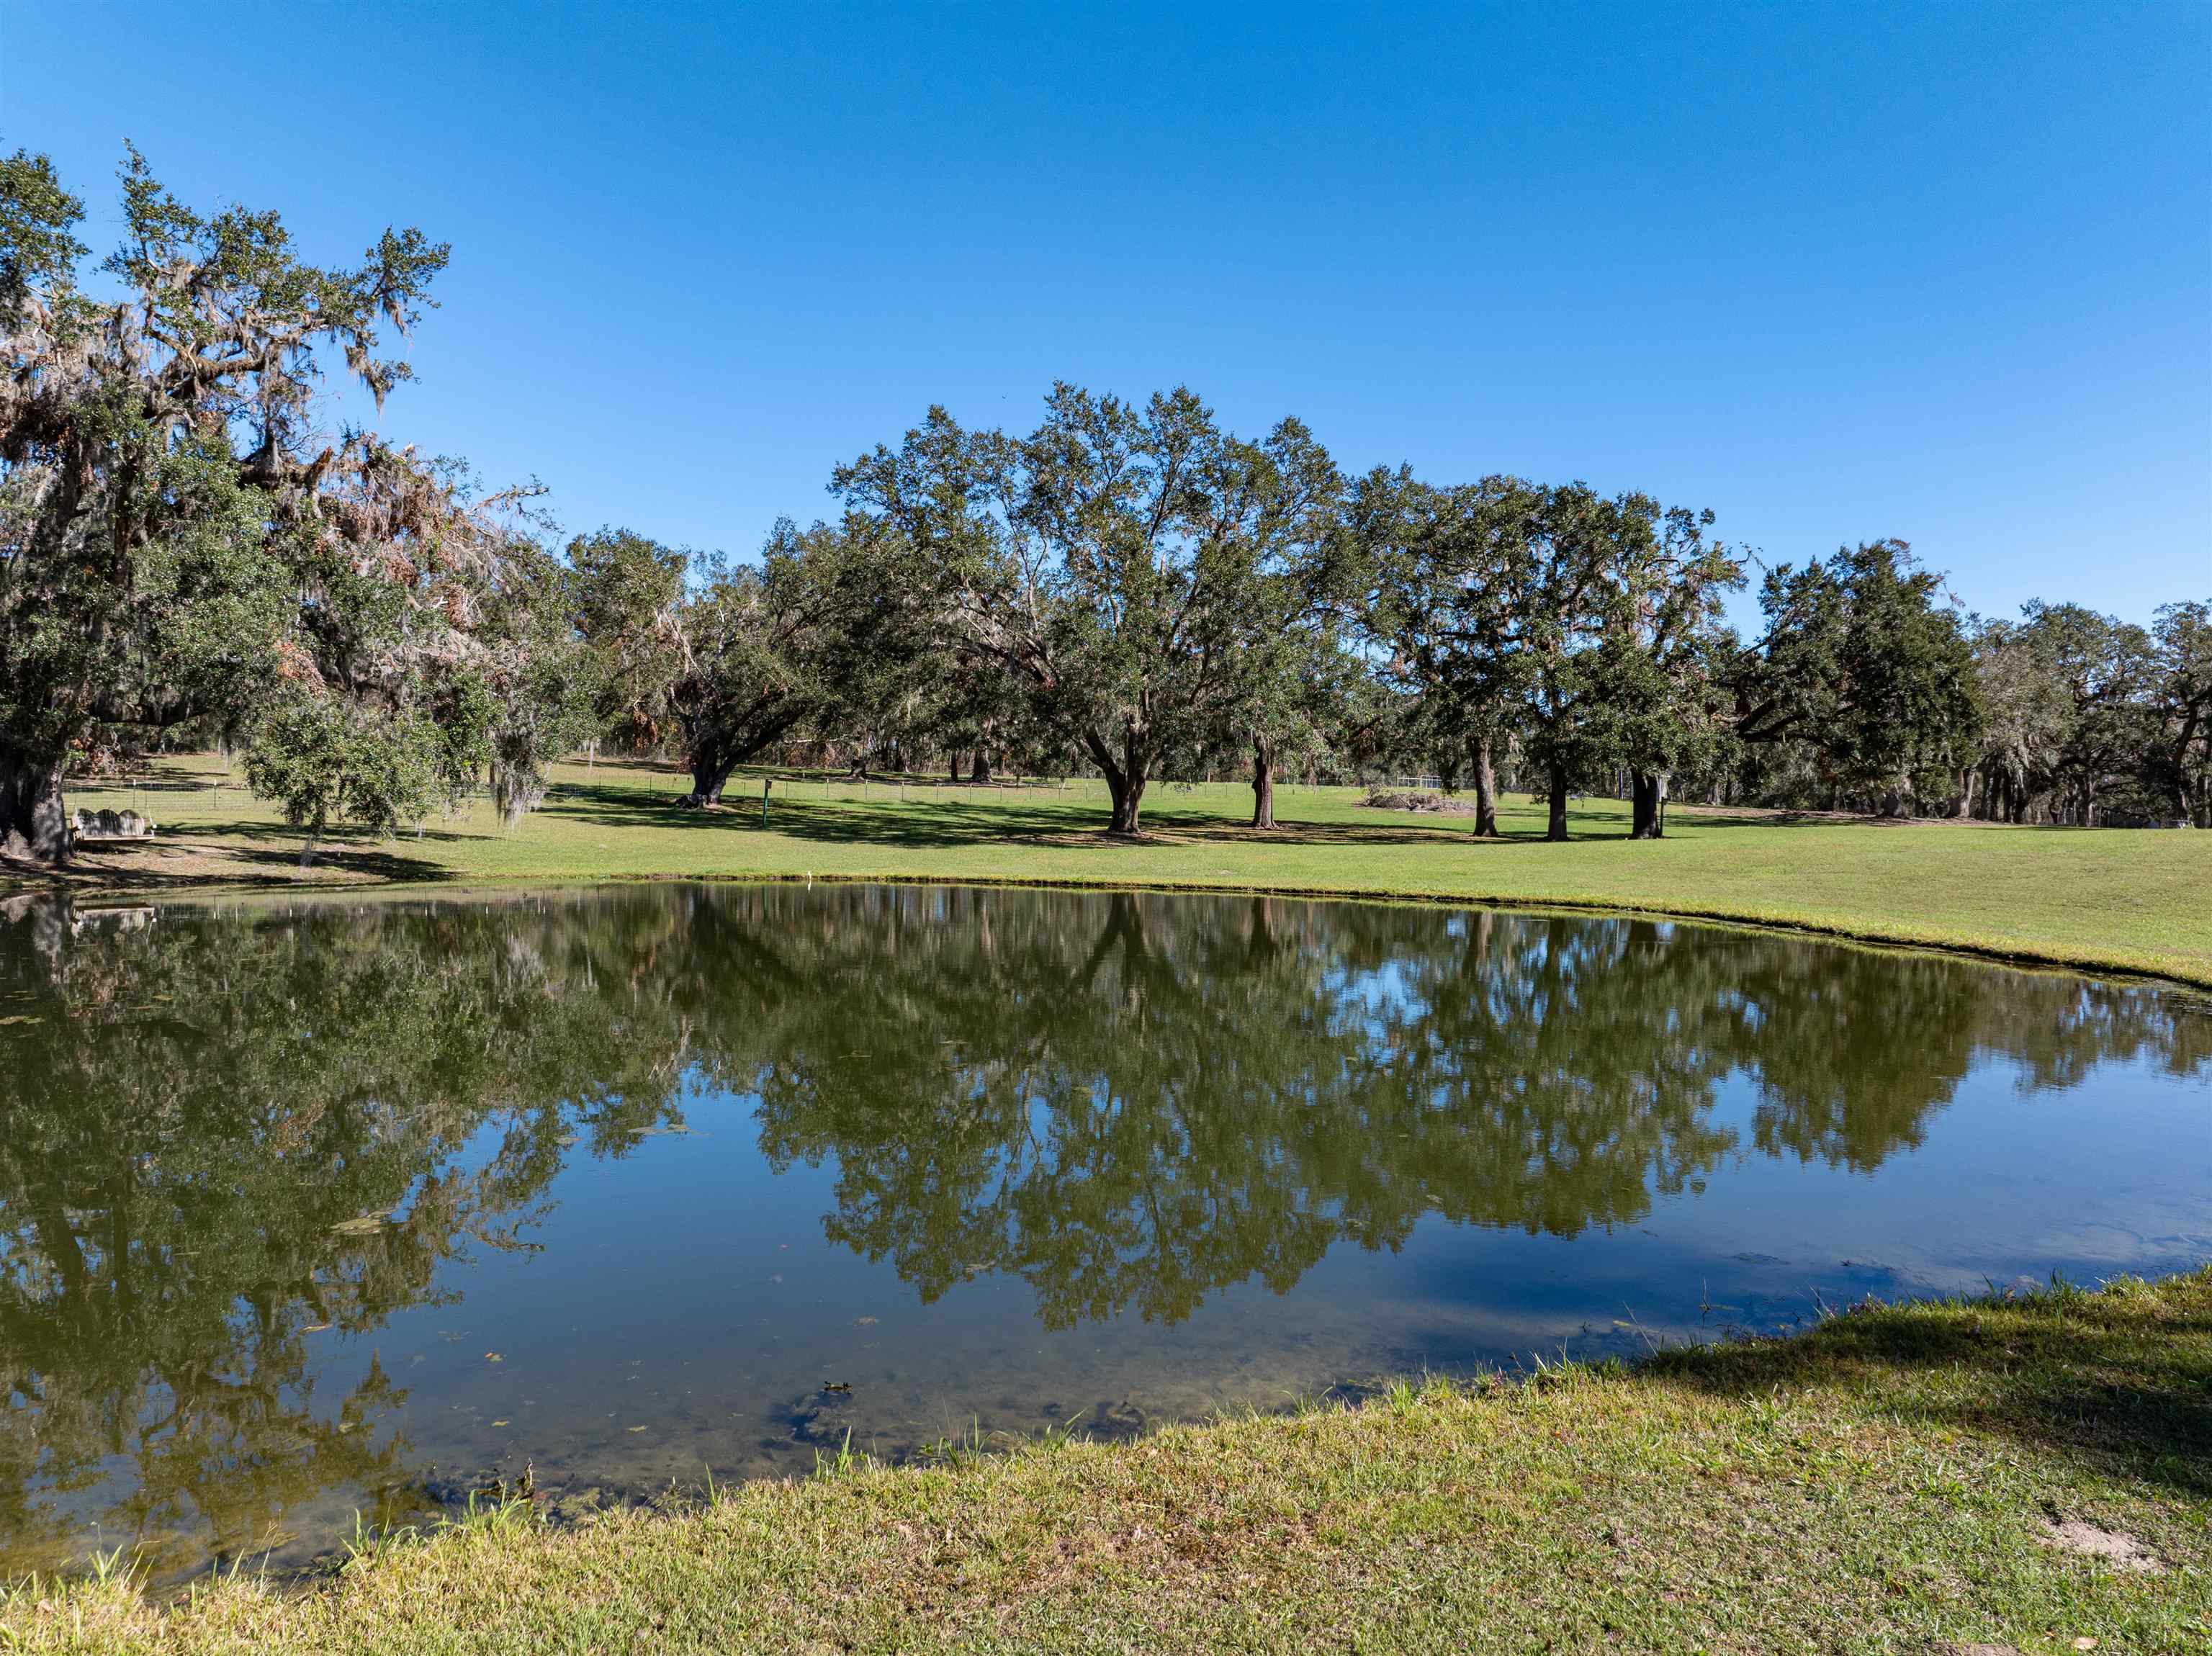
12, 1269, 2210, 1653
12, 759, 2212, 991
14, 861, 2212, 996
9, 878, 2204, 1608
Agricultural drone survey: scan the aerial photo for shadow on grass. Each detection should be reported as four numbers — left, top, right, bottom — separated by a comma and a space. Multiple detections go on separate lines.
1, 823, 457, 894
216, 842, 458, 884
1643, 1270, 2212, 1500
1664, 804, 2137, 834
540, 781, 1645, 851
176, 816, 480, 847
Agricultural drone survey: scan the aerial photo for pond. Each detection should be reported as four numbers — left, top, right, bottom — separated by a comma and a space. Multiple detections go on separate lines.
0, 882, 2206, 1583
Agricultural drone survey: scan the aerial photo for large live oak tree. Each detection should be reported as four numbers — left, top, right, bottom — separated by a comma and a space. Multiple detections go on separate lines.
1579, 501, 1740, 838
1346, 470, 1532, 836
2149, 601, 2212, 826
1966, 598, 2208, 827
0, 148, 517, 862
571, 521, 902, 808
833, 385, 1339, 834
1727, 539, 1982, 814
1351, 474, 1735, 841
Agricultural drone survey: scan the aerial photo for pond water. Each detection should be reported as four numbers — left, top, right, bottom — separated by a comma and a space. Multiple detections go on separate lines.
0, 882, 2206, 1582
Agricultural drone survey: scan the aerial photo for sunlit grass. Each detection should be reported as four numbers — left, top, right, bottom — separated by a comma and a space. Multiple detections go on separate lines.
40, 752, 2212, 988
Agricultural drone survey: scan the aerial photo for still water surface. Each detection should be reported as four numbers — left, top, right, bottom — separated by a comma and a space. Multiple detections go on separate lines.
0, 883, 2206, 1580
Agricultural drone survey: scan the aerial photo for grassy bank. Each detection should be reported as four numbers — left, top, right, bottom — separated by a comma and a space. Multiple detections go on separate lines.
7, 1271, 2208, 1654
23, 753, 2212, 988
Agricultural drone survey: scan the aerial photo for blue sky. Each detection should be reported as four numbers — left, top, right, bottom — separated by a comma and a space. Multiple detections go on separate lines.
7, 1, 2207, 624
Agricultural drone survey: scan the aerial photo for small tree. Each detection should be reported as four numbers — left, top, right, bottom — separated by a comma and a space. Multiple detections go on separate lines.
242, 693, 451, 863
480, 541, 598, 824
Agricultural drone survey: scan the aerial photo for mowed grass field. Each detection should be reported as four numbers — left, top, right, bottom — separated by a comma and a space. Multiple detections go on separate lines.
30, 751, 2212, 988
8, 1272, 2209, 1655
10, 768, 2210, 1651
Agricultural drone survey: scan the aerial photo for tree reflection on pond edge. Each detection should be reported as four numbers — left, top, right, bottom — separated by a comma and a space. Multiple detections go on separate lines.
0, 884, 2203, 1582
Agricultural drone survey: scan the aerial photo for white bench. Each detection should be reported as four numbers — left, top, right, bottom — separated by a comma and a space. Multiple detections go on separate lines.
70, 807, 156, 845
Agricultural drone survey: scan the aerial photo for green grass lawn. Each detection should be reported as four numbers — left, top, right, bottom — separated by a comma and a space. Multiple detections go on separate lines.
9, 1272, 2208, 1655
31, 752, 2212, 988
12, 769, 2210, 1650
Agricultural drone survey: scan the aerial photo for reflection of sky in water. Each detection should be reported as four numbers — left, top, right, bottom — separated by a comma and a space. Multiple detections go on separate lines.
1, 885, 2205, 1583
300, 1041, 2206, 1537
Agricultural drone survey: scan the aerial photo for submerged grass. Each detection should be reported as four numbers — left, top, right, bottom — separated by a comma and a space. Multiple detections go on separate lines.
6, 1271, 2208, 1654
27, 753, 2212, 988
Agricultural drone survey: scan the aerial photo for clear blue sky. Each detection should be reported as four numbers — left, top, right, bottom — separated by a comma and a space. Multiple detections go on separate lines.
7, 1, 2208, 624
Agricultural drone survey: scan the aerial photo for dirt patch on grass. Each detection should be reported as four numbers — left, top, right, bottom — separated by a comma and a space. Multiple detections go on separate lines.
1360, 788, 1486, 816
2037, 1513, 2166, 1572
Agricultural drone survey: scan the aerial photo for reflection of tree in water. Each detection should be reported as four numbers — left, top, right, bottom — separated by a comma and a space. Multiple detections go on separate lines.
721, 888, 2206, 1326
0, 896, 693, 1575
0, 886, 2201, 1572
741, 899, 1745, 1326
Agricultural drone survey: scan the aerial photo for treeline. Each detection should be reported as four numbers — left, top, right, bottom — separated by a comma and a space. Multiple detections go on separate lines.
4, 154, 2205, 860
562, 433, 2212, 838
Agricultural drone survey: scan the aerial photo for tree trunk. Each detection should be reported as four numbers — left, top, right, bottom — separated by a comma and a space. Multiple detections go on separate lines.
2169, 713, 2201, 820
1629, 770, 1666, 840
1086, 729, 1151, 835
1107, 770, 1147, 834
0, 743, 70, 863
683, 751, 733, 808
1471, 735, 1498, 837
1546, 764, 1570, 842
971, 749, 994, 784
949, 752, 962, 782
1250, 733, 1277, 829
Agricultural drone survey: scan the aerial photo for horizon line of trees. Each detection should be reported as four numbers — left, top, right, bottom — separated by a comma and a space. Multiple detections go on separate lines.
5, 151, 2206, 862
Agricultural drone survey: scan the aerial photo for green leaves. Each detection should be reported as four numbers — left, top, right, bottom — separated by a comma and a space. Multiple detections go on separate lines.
244, 688, 454, 840
0, 147, 539, 860
571, 528, 690, 750
1352, 473, 1738, 831
0, 148, 86, 319
1735, 540, 1981, 808
835, 385, 1344, 829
